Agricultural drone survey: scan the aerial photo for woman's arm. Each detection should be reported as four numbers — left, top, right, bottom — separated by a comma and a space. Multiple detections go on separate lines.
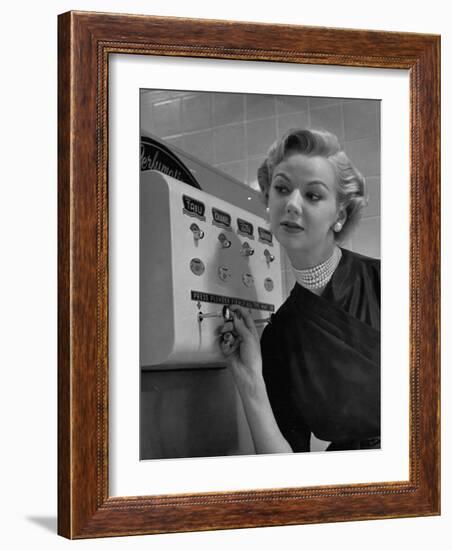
219, 306, 292, 454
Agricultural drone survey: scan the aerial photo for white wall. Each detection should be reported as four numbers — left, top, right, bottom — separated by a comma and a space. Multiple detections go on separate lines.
0, 1, 449, 548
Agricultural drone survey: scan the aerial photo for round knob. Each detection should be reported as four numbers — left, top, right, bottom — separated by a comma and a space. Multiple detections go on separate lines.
190, 258, 205, 276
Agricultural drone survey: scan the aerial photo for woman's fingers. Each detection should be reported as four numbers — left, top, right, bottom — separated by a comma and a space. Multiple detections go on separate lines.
217, 321, 234, 335
217, 322, 240, 354
217, 305, 260, 361
219, 330, 240, 356
229, 305, 259, 339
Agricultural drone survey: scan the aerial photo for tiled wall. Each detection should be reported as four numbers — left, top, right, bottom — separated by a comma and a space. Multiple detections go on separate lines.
141, 89, 381, 264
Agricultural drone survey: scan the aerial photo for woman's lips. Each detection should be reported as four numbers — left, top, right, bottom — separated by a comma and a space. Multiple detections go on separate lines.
281, 221, 304, 233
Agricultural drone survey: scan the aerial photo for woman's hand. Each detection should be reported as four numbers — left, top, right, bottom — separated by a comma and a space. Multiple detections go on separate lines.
218, 305, 264, 394
218, 306, 293, 454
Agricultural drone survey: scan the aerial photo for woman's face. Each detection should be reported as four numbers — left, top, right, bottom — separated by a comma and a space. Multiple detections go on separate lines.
268, 153, 343, 266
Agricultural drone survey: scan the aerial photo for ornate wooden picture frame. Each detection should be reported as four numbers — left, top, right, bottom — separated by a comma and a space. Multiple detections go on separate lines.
58, 11, 440, 539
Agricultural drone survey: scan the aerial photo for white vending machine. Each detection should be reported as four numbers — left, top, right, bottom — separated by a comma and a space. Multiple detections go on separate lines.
140, 170, 284, 368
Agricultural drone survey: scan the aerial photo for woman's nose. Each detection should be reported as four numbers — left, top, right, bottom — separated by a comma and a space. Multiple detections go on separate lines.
286, 189, 303, 215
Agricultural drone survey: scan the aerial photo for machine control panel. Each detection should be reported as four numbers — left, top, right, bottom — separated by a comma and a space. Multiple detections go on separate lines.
140, 171, 283, 368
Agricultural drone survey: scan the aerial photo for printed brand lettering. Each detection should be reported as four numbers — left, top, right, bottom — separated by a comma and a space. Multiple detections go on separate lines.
140, 137, 201, 189
140, 146, 184, 180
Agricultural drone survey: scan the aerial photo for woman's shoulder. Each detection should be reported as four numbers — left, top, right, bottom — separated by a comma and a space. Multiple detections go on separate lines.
339, 248, 380, 308
340, 247, 380, 276
261, 290, 297, 344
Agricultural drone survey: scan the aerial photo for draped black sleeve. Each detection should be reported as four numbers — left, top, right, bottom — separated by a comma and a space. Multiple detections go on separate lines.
261, 321, 311, 452
261, 248, 381, 452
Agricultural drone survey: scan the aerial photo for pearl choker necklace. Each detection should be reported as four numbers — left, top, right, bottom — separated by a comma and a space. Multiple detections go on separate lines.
292, 247, 342, 290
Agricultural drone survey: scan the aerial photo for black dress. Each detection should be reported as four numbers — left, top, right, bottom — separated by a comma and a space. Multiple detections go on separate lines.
261, 248, 380, 452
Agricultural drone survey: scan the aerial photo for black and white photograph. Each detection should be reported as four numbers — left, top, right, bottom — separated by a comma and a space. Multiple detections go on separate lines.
2, 0, 447, 547
139, 90, 381, 460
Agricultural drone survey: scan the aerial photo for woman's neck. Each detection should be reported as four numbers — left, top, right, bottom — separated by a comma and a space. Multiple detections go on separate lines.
290, 245, 342, 293
288, 241, 337, 270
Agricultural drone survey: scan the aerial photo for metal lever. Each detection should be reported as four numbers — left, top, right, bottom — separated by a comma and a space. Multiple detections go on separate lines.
198, 311, 221, 322
219, 309, 273, 349
218, 233, 231, 248
198, 305, 232, 323
198, 306, 273, 326
254, 315, 274, 325
221, 306, 273, 325
264, 249, 275, 263
190, 223, 204, 241
240, 242, 254, 256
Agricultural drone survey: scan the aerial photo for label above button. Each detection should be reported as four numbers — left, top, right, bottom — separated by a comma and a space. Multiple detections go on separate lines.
183, 195, 206, 221
212, 207, 231, 230
258, 227, 273, 245
237, 218, 254, 239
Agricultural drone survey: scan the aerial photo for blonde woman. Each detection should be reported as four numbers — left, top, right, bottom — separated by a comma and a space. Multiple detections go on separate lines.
220, 129, 380, 454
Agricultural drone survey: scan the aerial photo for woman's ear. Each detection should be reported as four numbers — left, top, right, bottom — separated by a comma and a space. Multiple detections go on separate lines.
337, 208, 347, 225
333, 208, 347, 233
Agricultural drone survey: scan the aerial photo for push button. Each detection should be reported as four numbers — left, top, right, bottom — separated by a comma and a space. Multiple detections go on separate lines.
190, 258, 205, 276
218, 266, 231, 282
264, 277, 274, 291
242, 273, 254, 287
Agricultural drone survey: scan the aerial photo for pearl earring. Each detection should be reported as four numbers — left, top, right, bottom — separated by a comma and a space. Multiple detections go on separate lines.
333, 222, 342, 232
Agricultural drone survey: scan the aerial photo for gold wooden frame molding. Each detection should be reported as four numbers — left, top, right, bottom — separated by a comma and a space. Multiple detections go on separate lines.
58, 10, 440, 539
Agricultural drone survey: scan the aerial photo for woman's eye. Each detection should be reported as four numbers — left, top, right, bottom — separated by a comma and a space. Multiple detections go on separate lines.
306, 192, 321, 201
274, 184, 290, 194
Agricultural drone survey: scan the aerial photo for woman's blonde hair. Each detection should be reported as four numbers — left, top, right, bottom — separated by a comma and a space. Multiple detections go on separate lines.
257, 128, 368, 240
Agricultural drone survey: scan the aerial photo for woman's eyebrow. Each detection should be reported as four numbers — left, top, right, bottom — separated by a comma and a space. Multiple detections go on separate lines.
272, 172, 291, 182
307, 180, 329, 190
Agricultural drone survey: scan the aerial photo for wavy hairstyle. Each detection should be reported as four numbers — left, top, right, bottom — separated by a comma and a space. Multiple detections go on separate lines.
257, 128, 368, 241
